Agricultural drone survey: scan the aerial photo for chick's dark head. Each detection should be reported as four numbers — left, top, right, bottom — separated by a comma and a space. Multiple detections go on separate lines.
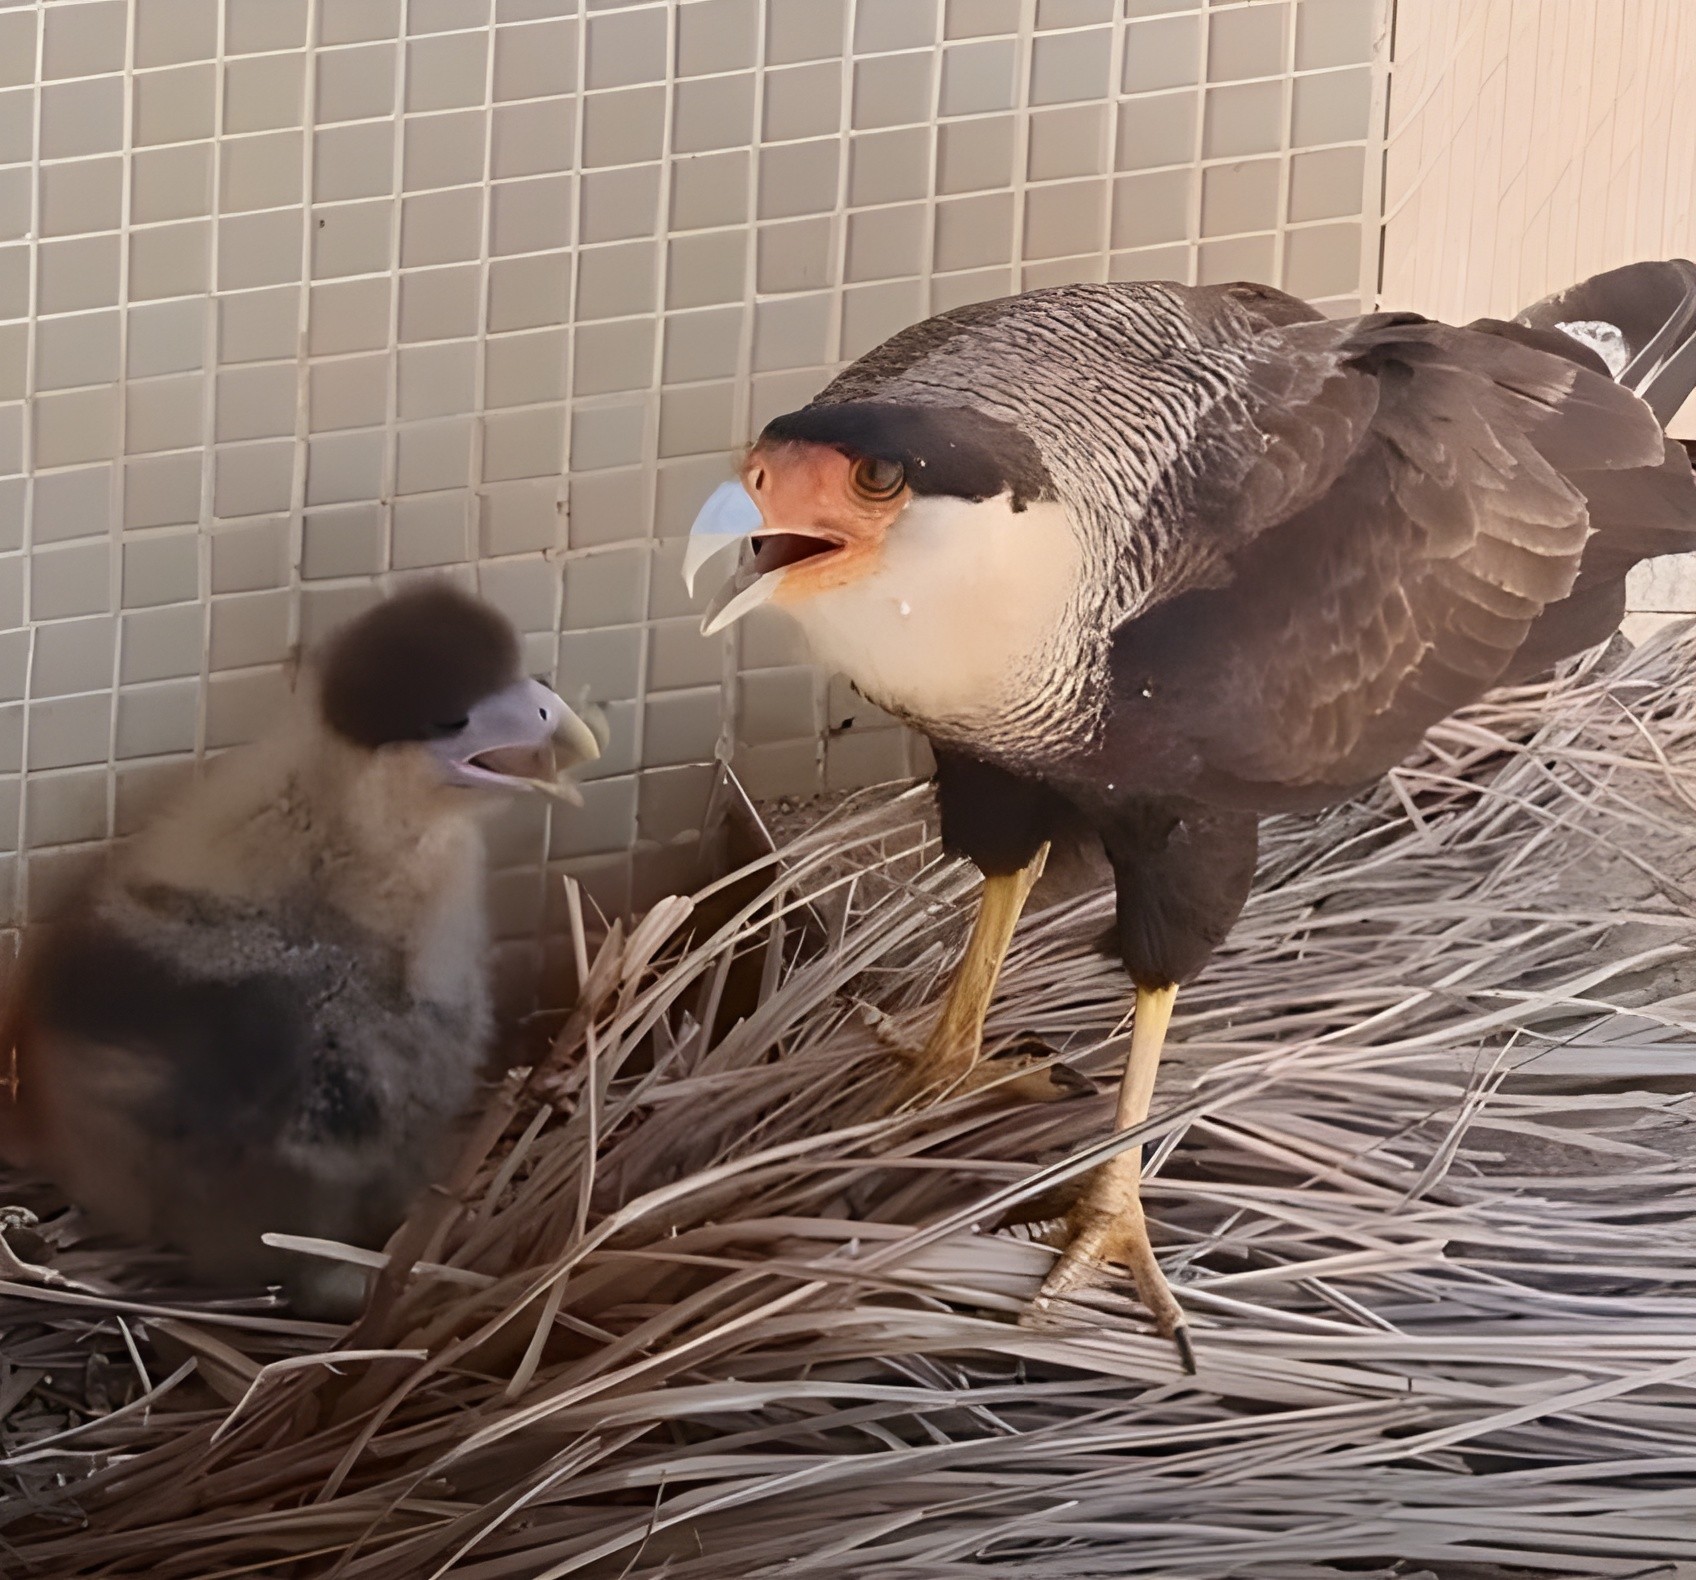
316, 582, 599, 793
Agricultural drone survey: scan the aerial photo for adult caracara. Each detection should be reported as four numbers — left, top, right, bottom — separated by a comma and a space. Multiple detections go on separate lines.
686, 261, 1696, 1368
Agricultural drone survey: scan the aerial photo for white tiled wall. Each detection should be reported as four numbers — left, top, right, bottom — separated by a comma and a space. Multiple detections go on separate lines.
0, 0, 1386, 985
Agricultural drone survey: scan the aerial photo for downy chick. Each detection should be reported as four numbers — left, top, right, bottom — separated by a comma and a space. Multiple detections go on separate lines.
2, 581, 600, 1316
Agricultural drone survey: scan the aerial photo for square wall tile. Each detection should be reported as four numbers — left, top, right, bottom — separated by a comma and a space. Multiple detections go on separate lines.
1204, 80, 1286, 160
220, 288, 300, 364
946, 0, 1020, 37
225, 54, 307, 135
132, 143, 216, 225
397, 417, 473, 494
491, 98, 575, 177
404, 110, 486, 192
1291, 67, 1372, 148
764, 63, 843, 144
135, 0, 219, 68
568, 466, 647, 548
210, 519, 290, 594
134, 65, 216, 149
209, 590, 291, 670
33, 468, 114, 546
302, 503, 385, 578
1031, 29, 1112, 105
573, 316, 655, 396
33, 616, 117, 699
1117, 92, 1197, 171
673, 73, 756, 156
767, 0, 846, 66
569, 399, 645, 472
678, 0, 758, 77
1124, 14, 1201, 93
941, 40, 1017, 117
582, 86, 665, 168
43, 79, 125, 161
122, 602, 207, 683
489, 253, 572, 332
24, 767, 109, 847
671, 149, 751, 231
494, 19, 578, 100
407, 32, 490, 114
35, 542, 116, 623
29, 693, 114, 772
305, 430, 385, 506
1201, 158, 1281, 237
122, 533, 199, 609
480, 478, 560, 554
642, 685, 722, 769
393, 492, 471, 568
1028, 104, 1109, 182
852, 53, 932, 131
40, 159, 124, 239
1024, 179, 1108, 261
1208, 4, 1289, 83
585, 7, 667, 90
227, 0, 308, 54
316, 122, 399, 202
317, 44, 398, 124
557, 622, 643, 700
1296, 0, 1376, 71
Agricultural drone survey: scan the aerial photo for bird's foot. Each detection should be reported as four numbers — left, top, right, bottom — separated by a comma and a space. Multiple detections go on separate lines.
887, 1032, 1090, 1111
1022, 1168, 1194, 1374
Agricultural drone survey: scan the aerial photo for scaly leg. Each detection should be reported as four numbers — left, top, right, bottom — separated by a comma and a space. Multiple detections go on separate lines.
892, 845, 1051, 1104
1031, 983, 1193, 1372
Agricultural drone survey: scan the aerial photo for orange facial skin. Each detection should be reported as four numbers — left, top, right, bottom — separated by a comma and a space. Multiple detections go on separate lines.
740, 440, 910, 602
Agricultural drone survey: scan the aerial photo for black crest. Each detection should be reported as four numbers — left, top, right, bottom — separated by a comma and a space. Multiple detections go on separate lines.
318, 582, 520, 749
760, 400, 1054, 509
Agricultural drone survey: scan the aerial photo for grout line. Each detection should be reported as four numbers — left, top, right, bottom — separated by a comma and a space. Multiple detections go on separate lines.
99, 0, 138, 839
190, 0, 228, 762
14, 0, 45, 907
285, 0, 323, 683
723, 0, 771, 782
377, 1, 417, 593
1007, 0, 1035, 291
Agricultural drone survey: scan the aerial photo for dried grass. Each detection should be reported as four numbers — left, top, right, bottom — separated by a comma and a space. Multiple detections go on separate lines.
7, 626, 1696, 1577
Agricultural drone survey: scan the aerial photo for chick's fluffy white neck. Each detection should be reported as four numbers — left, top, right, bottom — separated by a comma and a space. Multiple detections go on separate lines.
780, 492, 1088, 752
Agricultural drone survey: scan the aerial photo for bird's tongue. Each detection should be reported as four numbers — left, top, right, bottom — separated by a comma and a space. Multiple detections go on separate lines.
470, 743, 556, 780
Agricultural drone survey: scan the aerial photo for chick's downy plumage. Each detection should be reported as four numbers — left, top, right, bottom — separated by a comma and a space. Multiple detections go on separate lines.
3, 582, 598, 1315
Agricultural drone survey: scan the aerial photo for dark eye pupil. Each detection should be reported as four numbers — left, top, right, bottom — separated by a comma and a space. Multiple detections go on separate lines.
854, 457, 904, 498
433, 717, 469, 736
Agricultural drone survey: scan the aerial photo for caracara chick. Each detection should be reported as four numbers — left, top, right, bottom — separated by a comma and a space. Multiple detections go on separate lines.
2, 582, 600, 1316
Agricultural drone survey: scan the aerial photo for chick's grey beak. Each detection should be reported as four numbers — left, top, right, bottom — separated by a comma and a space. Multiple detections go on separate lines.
428, 676, 600, 794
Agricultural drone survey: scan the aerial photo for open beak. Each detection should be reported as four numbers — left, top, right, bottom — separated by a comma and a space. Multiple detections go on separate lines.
428, 677, 602, 802
683, 479, 846, 636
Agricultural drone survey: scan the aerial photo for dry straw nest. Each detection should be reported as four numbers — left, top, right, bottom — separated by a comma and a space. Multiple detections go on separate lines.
5, 627, 1696, 1577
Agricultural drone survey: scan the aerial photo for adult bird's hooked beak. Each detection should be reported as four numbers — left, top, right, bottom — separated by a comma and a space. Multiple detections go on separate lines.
426, 677, 602, 801
683, 442, 909, 635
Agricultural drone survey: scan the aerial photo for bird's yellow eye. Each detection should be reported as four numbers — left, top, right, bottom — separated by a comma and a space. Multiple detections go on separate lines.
849, 455, 906, 502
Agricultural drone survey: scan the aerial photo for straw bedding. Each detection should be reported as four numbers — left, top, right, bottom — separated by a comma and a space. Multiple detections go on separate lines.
6, 625, 1696, 1578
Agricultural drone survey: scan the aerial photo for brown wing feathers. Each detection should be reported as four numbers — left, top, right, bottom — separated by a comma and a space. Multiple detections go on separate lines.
1109, 306, 1695, 811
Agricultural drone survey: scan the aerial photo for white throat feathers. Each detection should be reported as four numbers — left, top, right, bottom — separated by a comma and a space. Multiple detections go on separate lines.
776, 490, 1091, 754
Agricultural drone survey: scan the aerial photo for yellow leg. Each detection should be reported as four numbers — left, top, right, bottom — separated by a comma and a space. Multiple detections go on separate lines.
1033, 983, 1193, 1372
894, 845, 1049, 1103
